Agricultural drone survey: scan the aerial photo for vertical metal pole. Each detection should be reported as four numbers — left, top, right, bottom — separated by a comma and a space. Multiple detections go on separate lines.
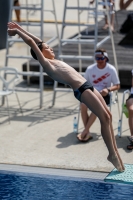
94, 0, 98, 61
52, 81, 57, 106
58, 0, 67, 57
5, 0, 13, 67
26, 0, 31, 86
2, 0, 13, 105
52, 0, 60, 44
39, 0, 44, 108
105, 0, 120, 118
77, 0, 82, 73
52, 0, 67, 107
5, 0, 14, 67
104, 0, 118, 72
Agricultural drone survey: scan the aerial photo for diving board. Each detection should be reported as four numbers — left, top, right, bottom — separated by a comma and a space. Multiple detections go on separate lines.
104, 164, 133, 185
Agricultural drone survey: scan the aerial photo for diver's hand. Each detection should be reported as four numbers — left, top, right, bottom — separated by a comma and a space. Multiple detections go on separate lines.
7, 28, 17, 36
8, 22, 21, 30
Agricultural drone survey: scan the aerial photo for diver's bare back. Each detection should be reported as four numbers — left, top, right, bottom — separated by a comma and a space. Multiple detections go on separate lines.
45, 59, 86, 90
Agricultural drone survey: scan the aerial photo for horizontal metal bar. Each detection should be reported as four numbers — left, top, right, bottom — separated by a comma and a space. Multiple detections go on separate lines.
70, 35, 107, 39
14, 88, 41, 92
12, 18, 94, 25
19, 22, 42, 26
55, 88, 73, 92
8, 70, 83, 77
6, 55, 32, 59
66, 6, 96, 11
79, 35, 107, 39
59, 55, 94, 60
88, 11, 105, 16
43, 9, 55, 12
13, 6, 55, 12
61, 39, 95, 44
18, 72, 47, 77
6, 71, 47, 77
8, 38, 24, 42
89, 10, 114, 16
98, 2, 113, 6
62, 35, 80, 46
62, 23, 94, 27
18, 71, 48, 76
12, 6, 42, 10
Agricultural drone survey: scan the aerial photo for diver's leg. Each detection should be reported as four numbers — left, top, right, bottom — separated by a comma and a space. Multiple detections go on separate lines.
80, 88, 124, 171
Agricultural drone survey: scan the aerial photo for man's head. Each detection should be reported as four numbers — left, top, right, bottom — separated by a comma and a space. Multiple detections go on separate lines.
30, 42, 55, 60
95, 48, 109, 63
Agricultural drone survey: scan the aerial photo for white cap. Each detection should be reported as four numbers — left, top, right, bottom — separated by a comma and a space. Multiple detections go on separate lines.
103, 52, 109, 62
95, 51, 109, 62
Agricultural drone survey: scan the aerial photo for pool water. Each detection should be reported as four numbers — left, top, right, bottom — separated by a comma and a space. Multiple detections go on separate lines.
0, 170, 133, 200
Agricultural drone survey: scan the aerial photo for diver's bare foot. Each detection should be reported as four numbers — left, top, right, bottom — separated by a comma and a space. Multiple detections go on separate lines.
107, 153, 125, 172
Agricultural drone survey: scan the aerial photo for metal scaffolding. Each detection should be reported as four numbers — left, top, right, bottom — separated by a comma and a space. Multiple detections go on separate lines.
52, 0, 118, 107
4, 0, 59, 108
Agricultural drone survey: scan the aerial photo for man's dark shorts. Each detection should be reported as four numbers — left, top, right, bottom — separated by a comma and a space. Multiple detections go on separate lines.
74, 81, 94, 102
103, 93, 110, 105
126, 94, 133, 102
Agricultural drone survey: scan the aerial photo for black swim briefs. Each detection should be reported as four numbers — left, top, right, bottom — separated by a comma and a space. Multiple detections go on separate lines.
74, 81, 94, 102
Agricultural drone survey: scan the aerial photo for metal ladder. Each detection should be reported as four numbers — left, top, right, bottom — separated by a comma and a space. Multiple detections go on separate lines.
4, 0, 59, 108
52, 0, 118, 107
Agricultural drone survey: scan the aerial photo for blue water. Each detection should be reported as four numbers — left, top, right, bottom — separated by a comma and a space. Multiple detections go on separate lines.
0, 170, 133, 200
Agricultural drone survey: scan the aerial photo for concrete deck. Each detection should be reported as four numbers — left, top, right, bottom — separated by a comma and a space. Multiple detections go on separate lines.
0, 84, 132, 173
0, 0, 133, 174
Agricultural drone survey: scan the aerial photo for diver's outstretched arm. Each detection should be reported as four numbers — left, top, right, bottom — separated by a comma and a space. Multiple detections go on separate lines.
7, 22, 42, 43
7, 28, 51, 69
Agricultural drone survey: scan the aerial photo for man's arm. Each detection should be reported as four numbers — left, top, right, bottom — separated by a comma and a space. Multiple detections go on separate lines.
100, 66, 120, 96
107, 84, 120, 92
100, 84, 120, 97
7, 22, 42, 43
